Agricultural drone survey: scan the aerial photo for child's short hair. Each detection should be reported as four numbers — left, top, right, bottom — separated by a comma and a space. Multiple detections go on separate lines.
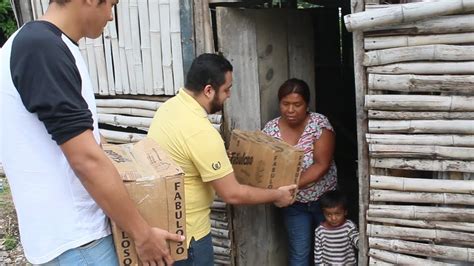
320, 190, 347, 210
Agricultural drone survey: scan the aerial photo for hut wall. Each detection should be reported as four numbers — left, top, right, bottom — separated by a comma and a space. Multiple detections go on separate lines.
345, 1, 474, 264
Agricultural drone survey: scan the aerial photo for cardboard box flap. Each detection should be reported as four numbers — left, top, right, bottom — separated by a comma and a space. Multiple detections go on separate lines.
103, 138, 184, 182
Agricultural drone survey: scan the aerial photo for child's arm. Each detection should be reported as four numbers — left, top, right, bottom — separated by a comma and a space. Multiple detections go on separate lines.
314, 228, 324, 264
348, 223, 360, 249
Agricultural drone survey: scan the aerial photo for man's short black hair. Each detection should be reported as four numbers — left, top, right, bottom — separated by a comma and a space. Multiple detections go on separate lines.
320, 190, 348, 210
185, 53, 233, 93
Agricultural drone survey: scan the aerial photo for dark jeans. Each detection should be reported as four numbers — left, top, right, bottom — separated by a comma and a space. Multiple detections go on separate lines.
283, 201, 324, 266
174, 233, 214, 266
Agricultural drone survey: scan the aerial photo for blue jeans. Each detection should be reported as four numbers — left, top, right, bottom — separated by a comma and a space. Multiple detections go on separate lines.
283, 201, 324, 266
174, 233, 214, 266
39, 235, 118, 266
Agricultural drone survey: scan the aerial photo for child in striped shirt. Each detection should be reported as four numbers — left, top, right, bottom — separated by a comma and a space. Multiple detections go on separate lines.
314, 190, 359, 265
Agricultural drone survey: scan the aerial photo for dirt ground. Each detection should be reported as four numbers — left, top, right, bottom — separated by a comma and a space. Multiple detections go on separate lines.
0, 168, 29, 265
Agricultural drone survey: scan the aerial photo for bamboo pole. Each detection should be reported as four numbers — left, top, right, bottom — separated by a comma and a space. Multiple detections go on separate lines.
103, 25, 115, 96
367, 14, 474, 36
212, 237, 231, 248
365, 32, 474, 50
159, 0, 174, 95
368, 204, 474, 222
85, 38, 99, 94
367, 216, 474, 233
369, 144, 474, 160
129, 0, 145, 95
116, 0, 130, 94
97, 107, 156, 118
368, 110, 474, 120
369, 237, 474, 262
149, 0, 165, 95
213, 246, 231, 256
96, 99, 163, 110
211, 228, 230, 238
371, 158, 474, 173
370, 189, 474, 205
344, 0, 474, 32
99, 129, 145, 143
367, 224, 474, 246
107, 9, 122, 95
369, 120, 474, 134
94, 37, 109, 95
210, 212, 227, 222
98, 114, 152, 128
366, 134, 474, 147
368, 61, 474, 75
170, 0, 184, 94
211, 219, 229, 230
121, 0, 137, 95
138, 0, 153, 95
369, 248, 448, 265
368, 74, 474, 94
364, 45, 474, 66
368, 256, 391, 265
370, 175, 474, 194
366, 95, 474, 112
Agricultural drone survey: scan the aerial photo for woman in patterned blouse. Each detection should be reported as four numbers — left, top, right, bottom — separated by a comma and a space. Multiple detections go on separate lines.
262, 78, 337, 266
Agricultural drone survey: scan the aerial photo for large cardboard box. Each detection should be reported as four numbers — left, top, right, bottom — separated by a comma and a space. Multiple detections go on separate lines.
228, 130, 304, 190
103, 138, 187, 265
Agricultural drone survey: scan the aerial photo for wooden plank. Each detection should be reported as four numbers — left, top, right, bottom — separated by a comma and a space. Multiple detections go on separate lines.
129, 0, 145, 94
170, 0, 184, 93
256, 9, 289, 127
179, 0, 195, 79
371, 158, 474, 173
344, 0, 474, 32
288, 10, 315, 111
160, 0, 174, 95
193, 0, 205, 55
367, 61, 474, 75
217, 7, 286, 266
149, 0, 165, 95
138, 0, 153, 95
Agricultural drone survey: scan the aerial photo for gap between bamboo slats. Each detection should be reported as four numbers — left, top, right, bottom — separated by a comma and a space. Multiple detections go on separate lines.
371, 158, 474, 173
369, 144, 474, 160
368, 223, 474, 246
366, 14, 474, 36
94, 37, 109, 95
368, 74, 474, 94
367, 61, 474, 75
369, 237, 474, 262
369, 120, 474, 134
137, 0, 153, 95
368, 110, 474, 120
368, 204, 474, 222
364, 45, 474, 66
366, 134, 474, 147
367, 216, 474, 233
370, 189, 474, 205
365, 32, 474, 50
159, 0, 174, 95
149, 0, 165, 95
344, 0, 474, 32
370, 175, 474, 194
365, 95, 474, 112
100, 129, 146, 143
369, 248, 448, 265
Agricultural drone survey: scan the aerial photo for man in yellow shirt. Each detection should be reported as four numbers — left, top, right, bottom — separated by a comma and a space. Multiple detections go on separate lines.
148, 53, 296, 266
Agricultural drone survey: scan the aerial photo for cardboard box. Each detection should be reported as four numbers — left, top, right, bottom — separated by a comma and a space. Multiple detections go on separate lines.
228, 130, 304, 190
103, 138, 187, 265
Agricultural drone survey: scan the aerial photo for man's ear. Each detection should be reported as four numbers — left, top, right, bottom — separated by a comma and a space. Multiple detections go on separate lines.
203, 84, 214, 98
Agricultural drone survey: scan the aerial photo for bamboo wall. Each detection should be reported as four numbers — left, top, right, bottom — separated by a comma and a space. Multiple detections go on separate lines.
345, 0, 474, 264
30, 1, 232, 265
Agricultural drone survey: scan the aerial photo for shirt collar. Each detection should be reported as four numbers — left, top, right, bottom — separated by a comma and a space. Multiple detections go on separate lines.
177, 88, 208, 118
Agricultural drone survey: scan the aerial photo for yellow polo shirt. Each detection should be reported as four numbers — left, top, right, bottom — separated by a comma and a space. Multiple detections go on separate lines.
147, 89, 233, 246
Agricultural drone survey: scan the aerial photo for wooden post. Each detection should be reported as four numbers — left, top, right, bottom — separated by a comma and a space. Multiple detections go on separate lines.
350, 0, 369, 264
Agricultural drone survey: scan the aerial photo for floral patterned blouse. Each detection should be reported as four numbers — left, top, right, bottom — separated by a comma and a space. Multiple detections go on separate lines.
262, 112, 337, 203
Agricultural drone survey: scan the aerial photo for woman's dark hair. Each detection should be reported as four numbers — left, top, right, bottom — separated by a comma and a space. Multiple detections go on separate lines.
278, 78, 310, 104
185, 53, 233, 93
320, 190, 347, 210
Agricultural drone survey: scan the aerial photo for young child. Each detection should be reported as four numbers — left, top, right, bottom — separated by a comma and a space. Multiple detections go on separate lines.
314, 190, 359, 265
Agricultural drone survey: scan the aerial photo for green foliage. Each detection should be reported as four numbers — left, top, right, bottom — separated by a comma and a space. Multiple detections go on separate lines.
3, 236, 18, 251
0, 0, 17, 37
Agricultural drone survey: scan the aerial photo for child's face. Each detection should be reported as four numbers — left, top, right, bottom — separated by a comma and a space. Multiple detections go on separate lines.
323, 205, 347, 228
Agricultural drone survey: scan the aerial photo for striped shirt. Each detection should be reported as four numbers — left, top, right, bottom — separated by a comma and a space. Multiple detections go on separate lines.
314, 220, 359, 265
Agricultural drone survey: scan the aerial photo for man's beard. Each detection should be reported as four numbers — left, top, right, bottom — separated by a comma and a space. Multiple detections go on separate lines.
209, 94, 223, 114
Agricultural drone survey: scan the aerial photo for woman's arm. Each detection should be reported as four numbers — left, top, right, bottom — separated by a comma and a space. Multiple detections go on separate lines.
298, 128, 335, 188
